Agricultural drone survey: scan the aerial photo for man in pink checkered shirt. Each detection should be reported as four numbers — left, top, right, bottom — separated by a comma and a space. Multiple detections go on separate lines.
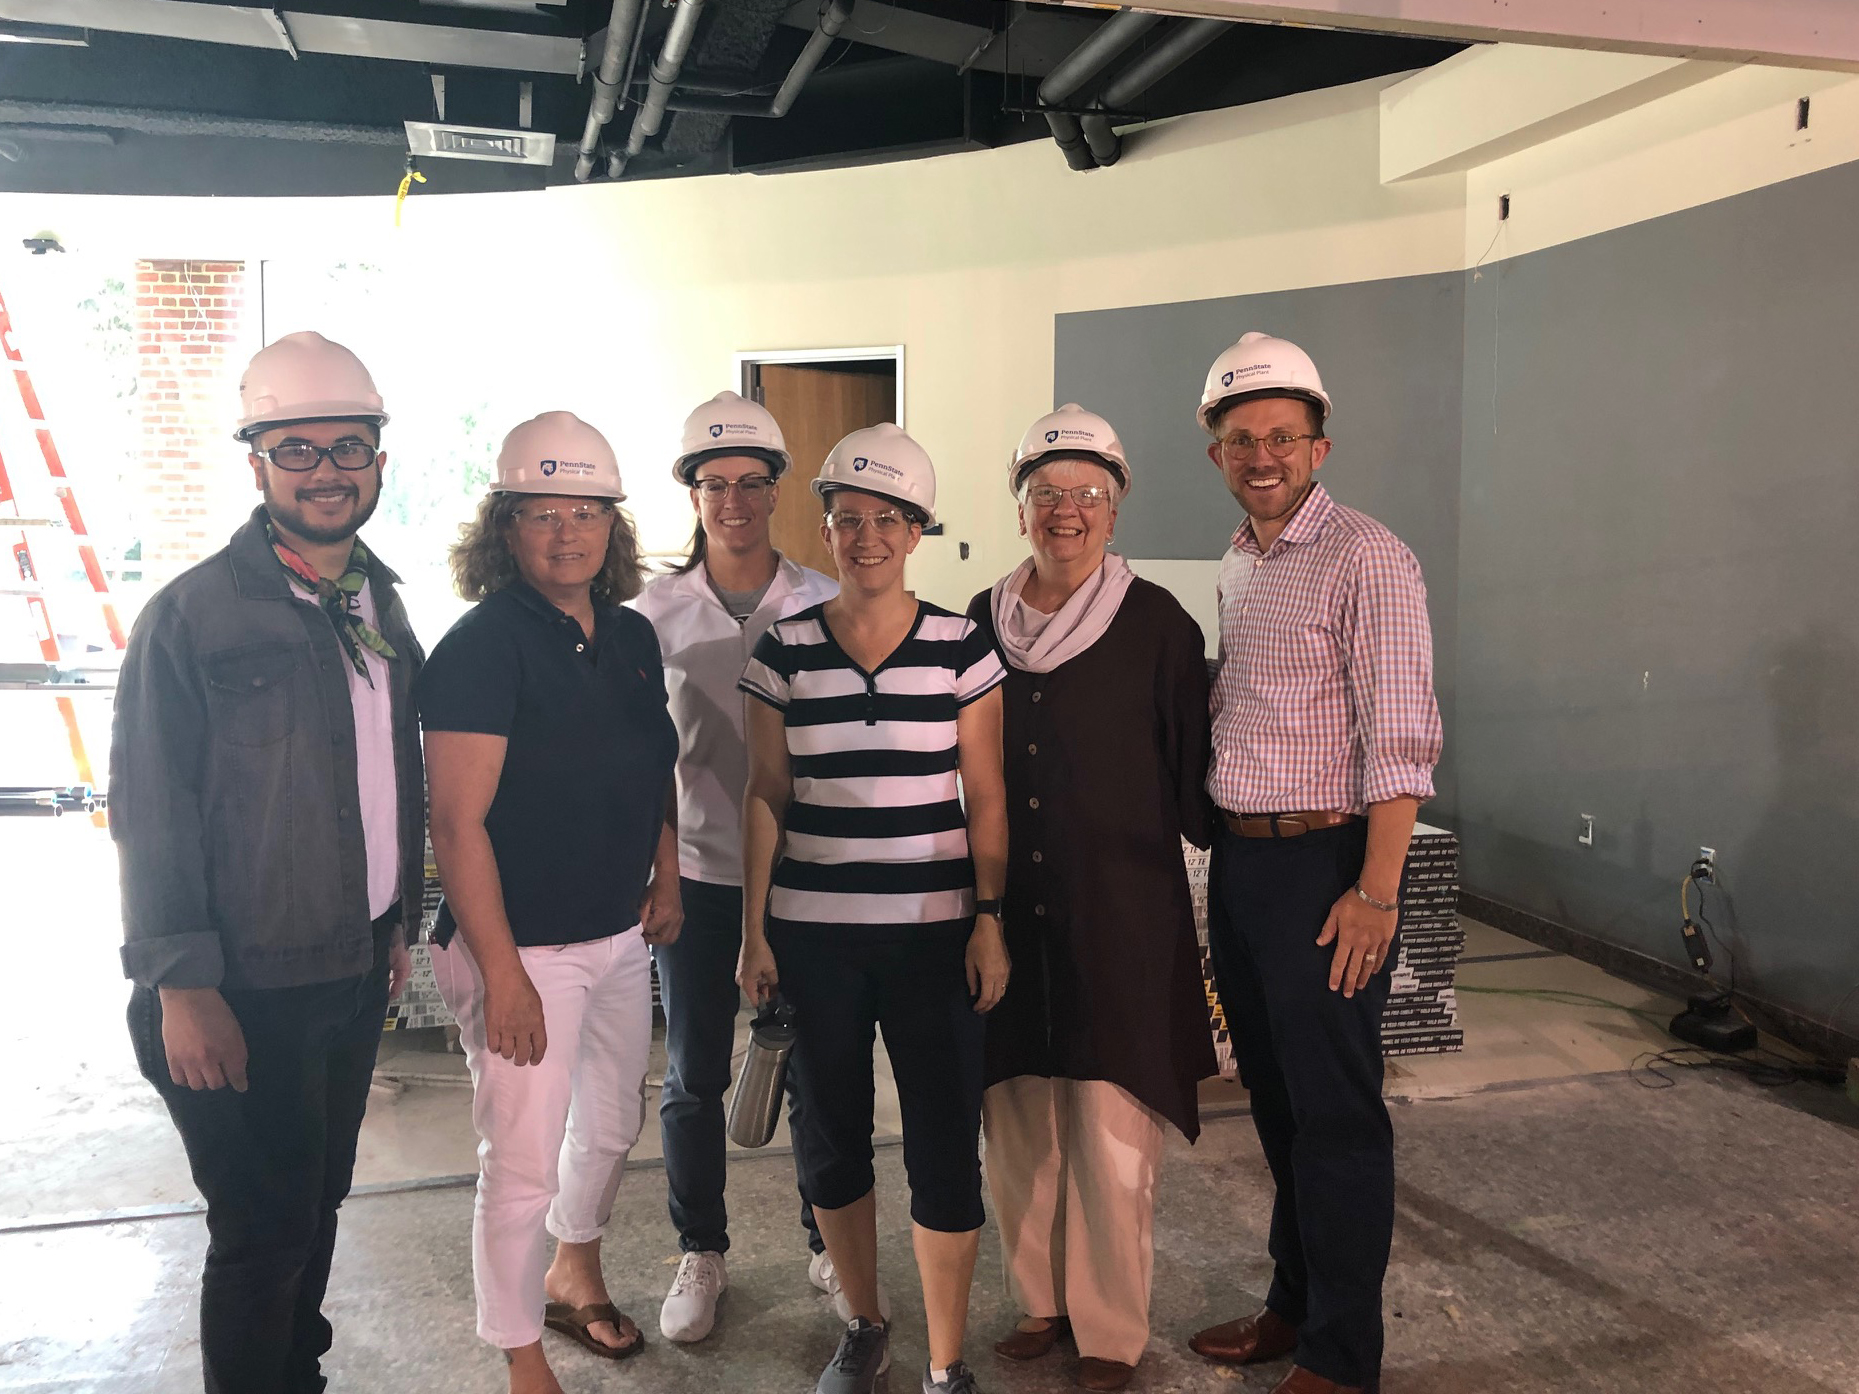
1187, 334, 1442, 1394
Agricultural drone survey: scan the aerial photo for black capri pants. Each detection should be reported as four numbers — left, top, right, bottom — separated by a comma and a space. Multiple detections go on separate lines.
768, 921, 986, 1233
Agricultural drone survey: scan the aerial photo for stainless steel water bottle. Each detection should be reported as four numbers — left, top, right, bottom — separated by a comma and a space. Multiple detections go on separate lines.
726, 995, 797, 1149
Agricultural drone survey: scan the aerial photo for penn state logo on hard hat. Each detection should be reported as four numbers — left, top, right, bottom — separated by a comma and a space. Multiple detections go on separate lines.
1045, 430, 1060, 444
540, 459, 558, 476
1222, 370, 1235, 388
852, 457, 869, 471
709, 424, 724, 438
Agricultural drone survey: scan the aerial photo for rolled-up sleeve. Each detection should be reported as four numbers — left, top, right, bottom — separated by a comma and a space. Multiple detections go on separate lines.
1342, 537, 1442, 805
111, 599, 223, 989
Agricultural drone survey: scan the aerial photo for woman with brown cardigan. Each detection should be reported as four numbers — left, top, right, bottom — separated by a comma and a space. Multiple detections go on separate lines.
967, 405, 1217, 1393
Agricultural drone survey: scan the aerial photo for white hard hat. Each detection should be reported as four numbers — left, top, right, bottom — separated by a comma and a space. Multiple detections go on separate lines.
235, 331, 388, 441
673, 391, 792, 484
811, 422, 937, 526
493, 411, 625, 499
1010, 403, 1129, 496
1197, 331, 1332, 434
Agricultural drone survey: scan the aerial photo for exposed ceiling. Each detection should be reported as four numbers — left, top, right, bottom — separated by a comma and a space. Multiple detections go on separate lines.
0, 0, 1464, 197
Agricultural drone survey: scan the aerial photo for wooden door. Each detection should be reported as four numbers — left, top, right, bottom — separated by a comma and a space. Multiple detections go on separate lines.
756, 363, 896, 580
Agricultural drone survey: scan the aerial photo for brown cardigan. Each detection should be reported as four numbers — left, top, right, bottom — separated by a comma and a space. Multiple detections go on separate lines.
967, 575, 1217, 1140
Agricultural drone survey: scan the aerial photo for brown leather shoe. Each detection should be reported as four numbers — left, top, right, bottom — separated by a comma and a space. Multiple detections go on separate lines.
1188, 1307, 1299, 1365
994, 1316, 1070, 1361
1270, 1366, 1363, 1394
1075, 1356, 1135, 1391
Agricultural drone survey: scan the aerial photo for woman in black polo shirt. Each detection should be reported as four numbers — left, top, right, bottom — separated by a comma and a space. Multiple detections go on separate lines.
418, 412, 680, 1394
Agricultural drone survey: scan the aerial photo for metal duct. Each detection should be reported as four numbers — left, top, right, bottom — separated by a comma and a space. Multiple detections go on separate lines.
606, 0, 710, 177
1080, 18, 1229, 167
0, 0, 584, 73
0, 97, 401, 144
1035, 8, 1160, 173
573, 0, 647, 181
662, 0, 854, 119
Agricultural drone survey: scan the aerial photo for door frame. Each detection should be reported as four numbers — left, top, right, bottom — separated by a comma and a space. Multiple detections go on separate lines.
733, 345, 906, 425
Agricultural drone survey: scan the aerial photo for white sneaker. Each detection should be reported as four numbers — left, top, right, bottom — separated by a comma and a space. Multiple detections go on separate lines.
660, 1250, 728, 1343
808, 1250, 891, 1324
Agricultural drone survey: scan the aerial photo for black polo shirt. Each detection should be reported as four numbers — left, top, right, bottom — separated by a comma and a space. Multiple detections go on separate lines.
416, 579, 678, 948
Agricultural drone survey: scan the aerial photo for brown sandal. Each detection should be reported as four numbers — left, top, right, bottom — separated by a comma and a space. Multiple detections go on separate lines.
542, 1301, 645, 1360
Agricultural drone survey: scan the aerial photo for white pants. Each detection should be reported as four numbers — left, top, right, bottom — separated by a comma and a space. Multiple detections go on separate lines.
983, 1076, 1167, 1366
432, 929, 652, 1348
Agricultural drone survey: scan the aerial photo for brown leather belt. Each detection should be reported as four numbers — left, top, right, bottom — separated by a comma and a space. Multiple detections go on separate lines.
1220, 809, 1362, 839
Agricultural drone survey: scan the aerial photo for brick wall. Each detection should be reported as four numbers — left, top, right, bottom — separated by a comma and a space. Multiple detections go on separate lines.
133, 260, 247, 583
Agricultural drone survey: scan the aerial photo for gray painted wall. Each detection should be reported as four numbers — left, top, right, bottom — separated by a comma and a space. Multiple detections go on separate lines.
1054, 272, 1466, 819
1054, 161, 1859, 1036
1458, 160, 1859, 1031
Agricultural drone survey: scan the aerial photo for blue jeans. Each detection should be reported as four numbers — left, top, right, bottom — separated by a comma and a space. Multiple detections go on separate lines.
655, 877, 820, 1255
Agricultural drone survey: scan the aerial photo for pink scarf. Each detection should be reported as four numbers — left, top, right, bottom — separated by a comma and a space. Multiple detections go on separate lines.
989, 552, 1134, 674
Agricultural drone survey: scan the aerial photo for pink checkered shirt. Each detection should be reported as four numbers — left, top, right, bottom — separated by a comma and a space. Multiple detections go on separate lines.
1207, 483, 1441, 815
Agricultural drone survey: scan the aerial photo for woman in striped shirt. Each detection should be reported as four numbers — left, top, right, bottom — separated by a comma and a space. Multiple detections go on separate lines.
737, 424, 1009, 1394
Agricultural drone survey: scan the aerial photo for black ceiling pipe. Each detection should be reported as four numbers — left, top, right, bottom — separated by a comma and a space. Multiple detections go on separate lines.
574, 0, 648, 181
662, 0, 855, 118
1080, 17, 1230, 167
1036, 7, 1160, 172
609, 0, 711, 178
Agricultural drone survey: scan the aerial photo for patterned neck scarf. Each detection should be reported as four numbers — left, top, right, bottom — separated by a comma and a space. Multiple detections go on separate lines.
267, 521, 398, 686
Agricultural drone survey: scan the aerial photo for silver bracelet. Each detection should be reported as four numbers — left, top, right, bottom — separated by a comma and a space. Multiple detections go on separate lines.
1353, 883, 1398, 914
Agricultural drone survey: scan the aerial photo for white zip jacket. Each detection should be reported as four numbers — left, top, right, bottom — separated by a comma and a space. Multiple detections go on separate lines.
633, 555, 837, 885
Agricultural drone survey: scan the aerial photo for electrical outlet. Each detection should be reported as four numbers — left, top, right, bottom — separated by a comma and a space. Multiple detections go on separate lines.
1697, 847, 1717, 881
1578, 813, 1594, 847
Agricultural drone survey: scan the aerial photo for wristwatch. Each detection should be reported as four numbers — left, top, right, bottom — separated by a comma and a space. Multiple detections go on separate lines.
974, 898, 1003, 919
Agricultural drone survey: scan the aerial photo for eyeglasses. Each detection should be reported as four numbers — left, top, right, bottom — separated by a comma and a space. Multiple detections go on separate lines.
1023, 483, 1114, 510
512, 502, 615, 532
693, 475, 776, 500
257, 441, 378, 472
1214, 431, 1321, 461
826, 508, 908, 536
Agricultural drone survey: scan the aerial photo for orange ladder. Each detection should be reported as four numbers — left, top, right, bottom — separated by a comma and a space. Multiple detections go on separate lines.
0, 286, 127, 823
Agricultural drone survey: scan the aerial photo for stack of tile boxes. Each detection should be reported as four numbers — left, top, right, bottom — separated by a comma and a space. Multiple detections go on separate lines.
1382, 822, 1464, 1056
1188, 820, 1464, 1071
381, 847, 453, 1032
391, 827, 1464, 1053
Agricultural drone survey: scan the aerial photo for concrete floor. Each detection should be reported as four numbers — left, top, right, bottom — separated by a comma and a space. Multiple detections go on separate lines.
5, 1071, 1857, 1393
4, 821, 1858, 1391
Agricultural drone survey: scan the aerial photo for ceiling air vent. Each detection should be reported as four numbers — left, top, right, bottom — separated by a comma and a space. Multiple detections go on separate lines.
405, 122, 555, 166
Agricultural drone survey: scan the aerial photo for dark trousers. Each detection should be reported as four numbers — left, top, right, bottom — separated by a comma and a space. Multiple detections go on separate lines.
770, 921, 986, 1233
128, 920, 393, 1394
655, 877, 821, 1255
1207, 821, 1394, 1389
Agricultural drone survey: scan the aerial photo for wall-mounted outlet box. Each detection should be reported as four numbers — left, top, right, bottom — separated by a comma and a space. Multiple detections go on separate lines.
1578, 814, 1594, 847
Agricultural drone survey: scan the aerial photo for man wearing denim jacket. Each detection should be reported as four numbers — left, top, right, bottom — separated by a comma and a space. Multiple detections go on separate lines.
110, 332, 425, 1394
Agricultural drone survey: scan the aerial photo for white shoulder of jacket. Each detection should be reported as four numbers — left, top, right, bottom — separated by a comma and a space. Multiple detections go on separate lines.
777, 557, 838, 611
630, 566, 702, 623
629, 556, 837, 625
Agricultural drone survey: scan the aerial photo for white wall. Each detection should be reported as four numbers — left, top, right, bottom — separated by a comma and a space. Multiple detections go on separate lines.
9, 52, 1859, 612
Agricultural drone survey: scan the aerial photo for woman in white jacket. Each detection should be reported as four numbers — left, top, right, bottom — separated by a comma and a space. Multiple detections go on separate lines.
633, 392, 837, 1343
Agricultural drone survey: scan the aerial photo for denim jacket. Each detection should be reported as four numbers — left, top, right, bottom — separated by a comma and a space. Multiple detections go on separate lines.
111, 507, 426, 991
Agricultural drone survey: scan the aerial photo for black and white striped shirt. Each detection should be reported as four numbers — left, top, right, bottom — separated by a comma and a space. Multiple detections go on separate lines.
739, 602, 1005, 931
